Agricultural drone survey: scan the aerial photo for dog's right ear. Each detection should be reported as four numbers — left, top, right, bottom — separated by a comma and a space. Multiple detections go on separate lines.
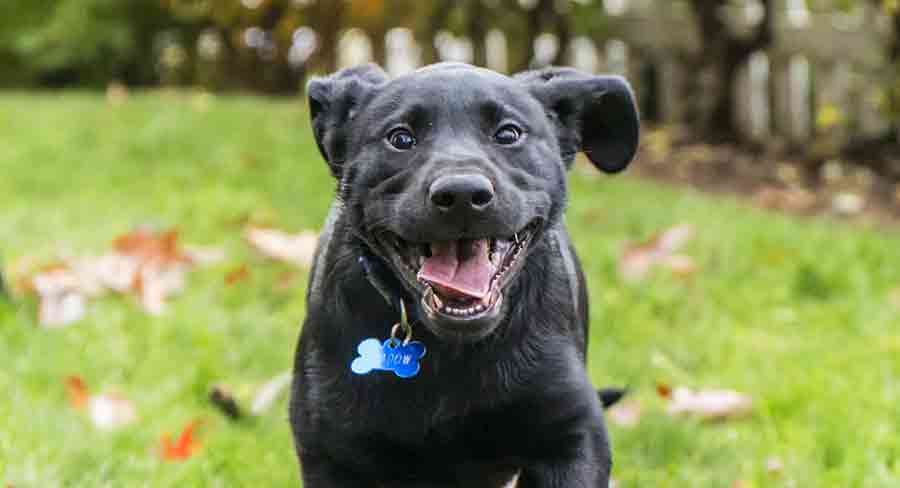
307, 64, 389, 178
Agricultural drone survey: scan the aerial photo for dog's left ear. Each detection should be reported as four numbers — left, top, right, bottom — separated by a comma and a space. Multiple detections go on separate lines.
307, 63, 389, 178
516, 68, 640, 173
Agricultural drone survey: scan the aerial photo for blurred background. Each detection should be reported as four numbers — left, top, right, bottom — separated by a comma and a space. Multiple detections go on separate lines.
2, 1, 900, 487
1, 0, 899, 154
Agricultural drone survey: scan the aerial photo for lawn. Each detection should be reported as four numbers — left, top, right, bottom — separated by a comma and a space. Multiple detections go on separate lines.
1, 92, 899, 487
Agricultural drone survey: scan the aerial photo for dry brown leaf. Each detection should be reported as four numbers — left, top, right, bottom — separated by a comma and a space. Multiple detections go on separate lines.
65, 376, 90, 409
655, 383, 672, 399
731, 480, 751, 488
619, 224, 695, 281
251, 371, 292, 415
274, 270, 300, 291
245, 227, 318, 268
32, 267, 87, 327
160, 420, 203, 461
225, 265, 249, 286
113, 229, 191, 266
135, 264, 187, 315
606, 398, 641, 428
26, 228, 216, 321
667, 387, 753, 421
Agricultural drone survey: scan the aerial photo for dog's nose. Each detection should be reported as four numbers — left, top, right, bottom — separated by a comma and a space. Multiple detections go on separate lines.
429, 174, 495, 212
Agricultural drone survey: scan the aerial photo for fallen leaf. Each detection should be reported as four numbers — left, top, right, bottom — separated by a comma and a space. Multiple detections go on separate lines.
731, 480, 751, 488
65, 377, 137, 430
88, 393, 137, 430
274, 270, 300, 291
251, 371, 292, 415
655, 383, 672, 399
662, 254, 697, 277
65, 376, 89, 409
225, 265, 249, 286
183, 246, 226, 266
113, 229, 191, 266
766, 456, 784, 477
32, 267, 87, 327
106, 81, 129, 105
161, 421, 202, 461
72, 254, 139, 295
26, 229, 209, 322
606, 398, 641, 428
110, 228, 194, 314
619, 224, 695, 281
666, 387, 753, 421
245, 227, 318, 268
135, 264, 187, 315
209, 385, 242, 420
831, 192, 865, 215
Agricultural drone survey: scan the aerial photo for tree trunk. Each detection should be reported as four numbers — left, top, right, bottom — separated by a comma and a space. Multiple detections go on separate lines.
690, 0, 772, 142
552, 6, 571, 66
419, 0, 455, 65
370, 24, 388, 67
311, 0, 345, 73
509, 0, 548, 72
467, 0, 487, 67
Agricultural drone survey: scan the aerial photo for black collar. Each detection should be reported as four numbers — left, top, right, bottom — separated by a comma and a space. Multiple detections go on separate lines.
358, 250, 420, 322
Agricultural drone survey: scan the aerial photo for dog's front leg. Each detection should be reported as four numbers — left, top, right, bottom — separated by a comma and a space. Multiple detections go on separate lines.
299, 452, 374, 488
516, 429, 611, 488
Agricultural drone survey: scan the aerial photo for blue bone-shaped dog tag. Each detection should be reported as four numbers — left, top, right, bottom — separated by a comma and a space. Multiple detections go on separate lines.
351, 338, 426, 378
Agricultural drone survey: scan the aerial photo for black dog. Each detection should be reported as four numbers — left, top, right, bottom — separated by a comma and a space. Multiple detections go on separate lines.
290, 62, 639, 487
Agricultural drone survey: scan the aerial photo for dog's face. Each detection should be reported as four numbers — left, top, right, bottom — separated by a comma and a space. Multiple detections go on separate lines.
309, 63, 639, 342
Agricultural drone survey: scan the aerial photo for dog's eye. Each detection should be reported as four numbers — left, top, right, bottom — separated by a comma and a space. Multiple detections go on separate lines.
494, 125, 521, 145
387, 128, 416, 150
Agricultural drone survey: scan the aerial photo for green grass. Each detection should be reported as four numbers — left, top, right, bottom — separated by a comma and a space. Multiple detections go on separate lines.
1, 92, 899, 487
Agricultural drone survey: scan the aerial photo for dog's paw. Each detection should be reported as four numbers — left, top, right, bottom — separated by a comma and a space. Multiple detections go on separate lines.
351, 338, 384, 375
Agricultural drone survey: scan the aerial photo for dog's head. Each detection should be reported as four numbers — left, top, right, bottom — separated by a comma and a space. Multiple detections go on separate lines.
309, 62, 639, 342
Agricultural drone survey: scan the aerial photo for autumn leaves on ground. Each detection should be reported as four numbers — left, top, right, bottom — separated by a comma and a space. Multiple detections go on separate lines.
2, 92, 899, 487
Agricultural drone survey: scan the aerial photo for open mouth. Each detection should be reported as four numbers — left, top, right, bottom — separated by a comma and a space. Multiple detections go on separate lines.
377, 220, 541, 323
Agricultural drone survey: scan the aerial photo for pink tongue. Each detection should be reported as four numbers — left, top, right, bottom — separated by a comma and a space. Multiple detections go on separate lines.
417, 239, 493, 299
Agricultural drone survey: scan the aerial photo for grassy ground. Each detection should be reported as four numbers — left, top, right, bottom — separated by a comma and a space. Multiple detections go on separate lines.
1, 92, 898, 487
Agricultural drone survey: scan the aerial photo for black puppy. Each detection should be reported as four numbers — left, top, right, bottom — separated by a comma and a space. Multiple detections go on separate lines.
290, 62, 639, 487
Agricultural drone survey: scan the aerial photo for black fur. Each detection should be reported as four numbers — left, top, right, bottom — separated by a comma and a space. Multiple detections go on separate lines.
291, 63, 639, 487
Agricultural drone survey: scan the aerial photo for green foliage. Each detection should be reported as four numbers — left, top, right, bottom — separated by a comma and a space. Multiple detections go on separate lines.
0, 0, 169, 86
2, 93, 900, 486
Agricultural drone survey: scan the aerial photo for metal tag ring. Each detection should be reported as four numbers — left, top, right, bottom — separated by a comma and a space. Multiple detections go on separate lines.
389, 300, 413, 345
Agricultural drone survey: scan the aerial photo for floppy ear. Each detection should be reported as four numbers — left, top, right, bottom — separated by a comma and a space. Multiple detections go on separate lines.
516, 67, 640, 173
307, 63, 389, 178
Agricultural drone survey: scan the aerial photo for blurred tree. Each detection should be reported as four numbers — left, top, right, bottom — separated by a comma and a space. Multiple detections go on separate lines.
688, 0, 774, 142
0, 0, 170, 86
509, 0, 574, 72
881, 0, 900, 143
415, 0, 455, 64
